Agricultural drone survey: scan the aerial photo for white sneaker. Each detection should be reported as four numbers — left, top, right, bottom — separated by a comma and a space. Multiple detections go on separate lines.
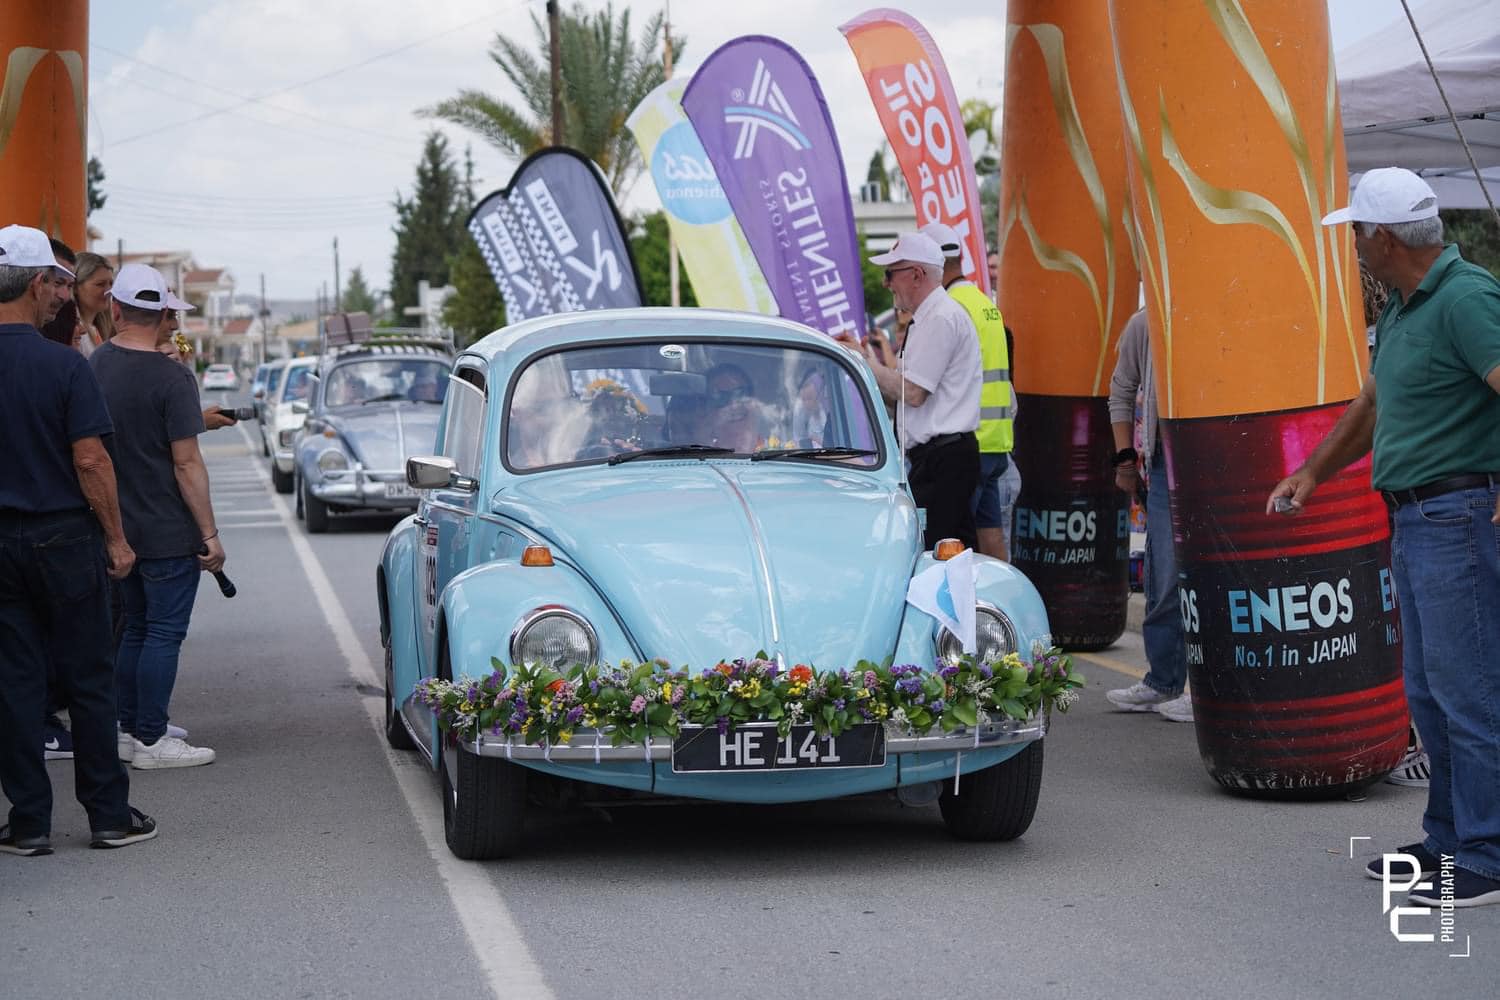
1385, 748, 1431, 787
1106, 682, 1173, 712
131, 735, 215, 770
166, 723, 188, 740
117, 730, 135, 763
1156, 692, 1195, 723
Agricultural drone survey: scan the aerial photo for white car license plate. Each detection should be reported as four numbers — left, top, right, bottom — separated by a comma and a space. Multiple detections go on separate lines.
384, 483, 417, 499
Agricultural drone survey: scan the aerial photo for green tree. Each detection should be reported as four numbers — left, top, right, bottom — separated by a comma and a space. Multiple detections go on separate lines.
865, 147, 890, 201
444, 238, 507, 347
421, 3, 683, 195
87, 156, 106, 215
860, 230, 892, 321
630, 211, 695, 306
341, 266, 379, 315
390, 131, 467, 316
1443, 209, 1500, 277
961, 98, 1000, 177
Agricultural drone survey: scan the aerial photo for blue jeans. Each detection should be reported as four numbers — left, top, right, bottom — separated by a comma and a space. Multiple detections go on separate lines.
1141, 449, 1186, 695
0, 510, 130, 836
116, 555, 200, 746
1392, 485, 1500, 879
996, 456, 1022, 550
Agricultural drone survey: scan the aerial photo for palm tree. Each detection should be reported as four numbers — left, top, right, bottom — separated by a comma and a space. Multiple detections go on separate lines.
421, 2, 683, 197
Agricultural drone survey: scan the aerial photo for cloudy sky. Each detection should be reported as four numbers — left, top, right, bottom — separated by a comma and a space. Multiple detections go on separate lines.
86, 0, 1429, 304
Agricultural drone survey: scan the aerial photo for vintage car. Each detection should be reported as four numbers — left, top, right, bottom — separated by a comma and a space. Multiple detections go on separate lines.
268, 356, 319, 493
378, 309, 1064, 860
201, 363, 240, 391
256, 358, 288, 456
291, 339, 452, 532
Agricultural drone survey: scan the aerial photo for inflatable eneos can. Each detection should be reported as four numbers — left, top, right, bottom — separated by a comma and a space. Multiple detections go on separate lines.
1111, 0, 1406, 797
997, 0, 1141, 650
0, 2, 89, 247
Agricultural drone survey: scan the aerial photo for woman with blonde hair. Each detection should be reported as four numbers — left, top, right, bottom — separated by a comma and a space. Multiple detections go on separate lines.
73, 251, 116, 356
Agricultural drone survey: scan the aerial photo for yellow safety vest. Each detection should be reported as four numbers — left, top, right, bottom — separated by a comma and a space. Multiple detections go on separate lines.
948, 282, 1014, 453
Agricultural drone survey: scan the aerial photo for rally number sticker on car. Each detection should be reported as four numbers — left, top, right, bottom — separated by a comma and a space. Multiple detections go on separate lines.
421, 524, 439, 634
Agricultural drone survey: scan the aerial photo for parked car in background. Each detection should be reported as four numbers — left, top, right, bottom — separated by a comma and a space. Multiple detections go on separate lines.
267, 356, 318, 493
292, 337, 453, 533
250, 362, 274, 412
257, 358, 289, 457
201, 363, 239, 391
378, 309, 1072, 860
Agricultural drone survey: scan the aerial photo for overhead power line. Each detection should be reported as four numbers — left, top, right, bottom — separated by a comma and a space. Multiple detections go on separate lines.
105, 7, 522, 148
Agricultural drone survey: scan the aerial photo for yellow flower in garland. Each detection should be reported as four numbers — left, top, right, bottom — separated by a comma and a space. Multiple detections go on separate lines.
661, 682, 673, 702
1001, 652, 1024, 670
872, 702, 890, 720
785, 682, 807, 698
737, 677, 762, 700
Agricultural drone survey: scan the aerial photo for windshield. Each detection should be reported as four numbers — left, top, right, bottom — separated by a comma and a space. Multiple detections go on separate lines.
282, 365, 315, 403
322, 358, 450, 407
505, 340, 882, 470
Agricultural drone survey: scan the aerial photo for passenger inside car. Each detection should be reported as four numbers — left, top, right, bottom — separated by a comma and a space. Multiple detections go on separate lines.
702, 363, 762, 452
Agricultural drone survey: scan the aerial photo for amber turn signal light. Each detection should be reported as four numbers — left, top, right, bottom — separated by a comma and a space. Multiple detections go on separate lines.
933, 538, 967, 561
520, 545, 554, 567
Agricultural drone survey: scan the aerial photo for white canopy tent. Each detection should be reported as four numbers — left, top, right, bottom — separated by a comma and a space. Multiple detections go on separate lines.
1336, 0, 1499, 210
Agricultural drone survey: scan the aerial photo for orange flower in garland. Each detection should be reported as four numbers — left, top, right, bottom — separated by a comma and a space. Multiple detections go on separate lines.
789, 665, 813, 685
714, 661, 735, 676
546, 678, 566, 695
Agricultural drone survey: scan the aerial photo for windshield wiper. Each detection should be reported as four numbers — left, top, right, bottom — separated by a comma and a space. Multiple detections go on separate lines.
607, 444, 735, 465
750, 447, 877, 462
361, 393, 407, 404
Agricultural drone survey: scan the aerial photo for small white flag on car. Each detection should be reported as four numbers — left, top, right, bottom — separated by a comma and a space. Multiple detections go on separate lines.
906, 549, 977, 653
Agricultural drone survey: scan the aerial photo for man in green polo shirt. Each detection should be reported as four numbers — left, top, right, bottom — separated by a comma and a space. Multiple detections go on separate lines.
1267, 167, 1500, 908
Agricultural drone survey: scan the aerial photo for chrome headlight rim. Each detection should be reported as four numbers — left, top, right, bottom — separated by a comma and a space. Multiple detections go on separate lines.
509, 605, 599, 670
936, 601, 1018, 667
317, 447, 349, 471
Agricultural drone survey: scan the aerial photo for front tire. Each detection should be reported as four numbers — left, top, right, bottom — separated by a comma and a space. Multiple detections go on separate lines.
939, 739, 1044, 841
303, 477, 329, 534
383, 644, 415, 751
437, 640, 526, 859
271, 460, 293, 494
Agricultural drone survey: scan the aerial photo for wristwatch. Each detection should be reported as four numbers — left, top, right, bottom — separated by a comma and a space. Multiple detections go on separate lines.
1112, 447, 1139, 466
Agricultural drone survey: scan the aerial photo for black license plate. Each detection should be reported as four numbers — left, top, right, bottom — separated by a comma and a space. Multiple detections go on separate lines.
671, 723, 886, 773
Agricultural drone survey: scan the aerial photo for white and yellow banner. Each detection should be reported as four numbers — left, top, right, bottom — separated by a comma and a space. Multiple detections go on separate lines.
627, 78, 776, 314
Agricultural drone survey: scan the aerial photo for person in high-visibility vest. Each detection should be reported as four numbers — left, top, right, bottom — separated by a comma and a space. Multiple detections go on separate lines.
922, 224, 1015, 560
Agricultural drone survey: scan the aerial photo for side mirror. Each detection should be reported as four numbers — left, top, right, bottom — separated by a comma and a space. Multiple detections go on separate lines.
254, 389, 265, 399
291, 401, 309, 415
406, 455, 476, 493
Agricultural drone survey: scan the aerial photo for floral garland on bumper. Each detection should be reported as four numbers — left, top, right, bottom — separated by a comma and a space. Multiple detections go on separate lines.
414, 650, 1082, 747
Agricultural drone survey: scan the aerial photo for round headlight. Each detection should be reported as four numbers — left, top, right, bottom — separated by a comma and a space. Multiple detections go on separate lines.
318, 449, 349, 471
510, 608, 597, 669
937, 605, 1017, 667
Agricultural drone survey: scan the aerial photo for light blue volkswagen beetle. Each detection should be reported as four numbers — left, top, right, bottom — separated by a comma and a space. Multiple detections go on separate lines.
377, 309, 1061, 859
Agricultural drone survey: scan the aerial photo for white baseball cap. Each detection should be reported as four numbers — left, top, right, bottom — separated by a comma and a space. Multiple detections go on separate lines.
1321, 167, 1439, 226
0, 224, 74, 276
111, 262, 194, 311
919, 222, 963, 259
869, 231, 944, 268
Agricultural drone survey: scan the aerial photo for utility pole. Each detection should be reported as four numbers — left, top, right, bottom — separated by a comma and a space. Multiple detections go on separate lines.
664, 1, 679, 307
258, 273, 270, 365
115, 237, 123, 270
333, 236, 341, 311
548, 0, 563, 145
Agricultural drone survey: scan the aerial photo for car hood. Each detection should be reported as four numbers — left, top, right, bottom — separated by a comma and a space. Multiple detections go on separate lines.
328, 405, 442, 471
492, 462, 919, 669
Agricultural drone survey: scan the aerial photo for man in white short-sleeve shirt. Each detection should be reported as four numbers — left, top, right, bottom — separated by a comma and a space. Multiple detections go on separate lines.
858, 231, 982, 550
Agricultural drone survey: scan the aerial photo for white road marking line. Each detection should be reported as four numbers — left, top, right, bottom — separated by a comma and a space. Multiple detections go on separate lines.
229, 422, 553, 1000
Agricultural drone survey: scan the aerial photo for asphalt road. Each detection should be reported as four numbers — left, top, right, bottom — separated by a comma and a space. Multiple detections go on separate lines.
5, 390, 1495, 998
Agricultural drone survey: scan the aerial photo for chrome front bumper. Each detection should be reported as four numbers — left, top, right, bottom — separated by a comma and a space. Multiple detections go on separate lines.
308, 469, 419, 508
466, 715, 1047, 762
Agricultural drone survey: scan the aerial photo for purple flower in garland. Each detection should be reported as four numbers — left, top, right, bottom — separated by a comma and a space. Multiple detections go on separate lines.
897, 676, 923, 696
930, 699, 946, 714
629, 695, 647, 714
864, 671, 879, 690
833, 698, 846, 711
716, 716, 730, 735
566, 705, 585, 724
978, 664, 993, 679
940, 665, 960, 679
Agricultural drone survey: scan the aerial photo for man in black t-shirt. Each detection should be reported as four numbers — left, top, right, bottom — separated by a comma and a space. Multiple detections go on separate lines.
0, 225, 157, 856
92, 264, 225, 770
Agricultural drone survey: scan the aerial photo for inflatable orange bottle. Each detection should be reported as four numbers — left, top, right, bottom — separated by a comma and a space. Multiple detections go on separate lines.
0, 2, 89, 247
997, 0, 1141, 649
1111, 0, 1406, 797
